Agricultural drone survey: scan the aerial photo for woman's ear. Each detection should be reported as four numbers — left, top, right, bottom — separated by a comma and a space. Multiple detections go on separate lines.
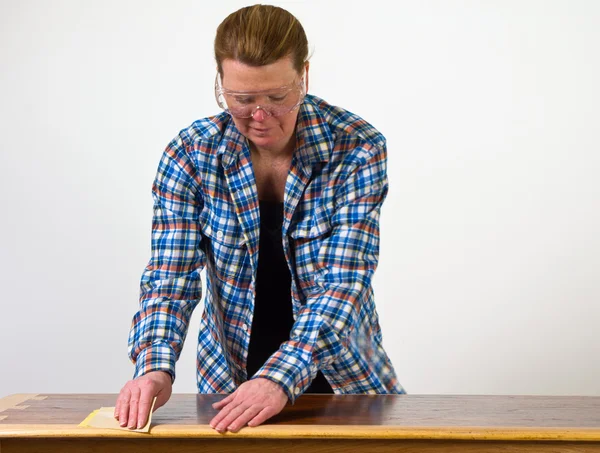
304, 61, 310, 93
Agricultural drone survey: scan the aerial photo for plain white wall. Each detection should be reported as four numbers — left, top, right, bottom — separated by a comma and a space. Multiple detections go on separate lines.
1, 0, 598, 397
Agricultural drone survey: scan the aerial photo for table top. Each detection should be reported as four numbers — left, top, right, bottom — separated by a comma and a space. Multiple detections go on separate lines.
1, 393, 599, 441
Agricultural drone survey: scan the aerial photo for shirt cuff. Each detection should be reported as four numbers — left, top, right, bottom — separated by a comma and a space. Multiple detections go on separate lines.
251, 343, 318, 404
132, 343, 176, 384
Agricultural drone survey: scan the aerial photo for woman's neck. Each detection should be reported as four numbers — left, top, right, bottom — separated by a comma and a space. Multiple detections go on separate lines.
250, 133, 296, 161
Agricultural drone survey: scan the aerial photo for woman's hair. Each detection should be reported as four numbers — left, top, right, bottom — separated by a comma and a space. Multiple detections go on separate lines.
214, 4, 309, 76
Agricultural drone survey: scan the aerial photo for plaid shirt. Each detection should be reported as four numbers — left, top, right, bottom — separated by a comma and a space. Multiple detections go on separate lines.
128, 94, 405, 402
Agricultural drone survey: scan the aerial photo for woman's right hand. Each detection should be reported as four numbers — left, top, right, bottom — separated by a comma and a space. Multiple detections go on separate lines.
114, 370, 173, 429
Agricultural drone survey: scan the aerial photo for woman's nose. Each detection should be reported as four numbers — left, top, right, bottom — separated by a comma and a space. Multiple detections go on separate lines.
251, 107, 267, 122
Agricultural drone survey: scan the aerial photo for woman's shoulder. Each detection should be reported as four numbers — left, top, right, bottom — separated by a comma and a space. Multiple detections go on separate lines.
304, 94, 386, 152
160, 112, 235, 173
172, 111, 231, 149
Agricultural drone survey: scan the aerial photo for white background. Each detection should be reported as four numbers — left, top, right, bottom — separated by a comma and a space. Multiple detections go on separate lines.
1, 0, 598, 397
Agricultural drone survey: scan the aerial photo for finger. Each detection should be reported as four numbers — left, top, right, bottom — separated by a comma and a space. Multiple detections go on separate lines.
209, 398, 238, 430
126, 386, 141, 429
114, 393, 121, 419
214, 402, 250, 433
117, 387, 132, 427
248, 406, 279, 427
212, 393, 234, 409
228, 405, 262, 433
136, 388, 156, 429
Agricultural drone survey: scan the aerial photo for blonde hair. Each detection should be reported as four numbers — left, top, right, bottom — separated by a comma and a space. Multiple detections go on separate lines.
214, 4, 309, 76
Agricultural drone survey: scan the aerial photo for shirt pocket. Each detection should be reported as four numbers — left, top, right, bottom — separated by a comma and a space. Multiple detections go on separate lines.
288, 205, 330, 294
203, 211, 249, 284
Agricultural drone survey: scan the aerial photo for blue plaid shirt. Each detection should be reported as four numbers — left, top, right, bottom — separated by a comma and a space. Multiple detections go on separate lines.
128, 94, 405, 402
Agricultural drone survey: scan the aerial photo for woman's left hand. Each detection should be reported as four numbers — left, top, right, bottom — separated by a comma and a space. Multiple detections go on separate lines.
210, 377, 289, 432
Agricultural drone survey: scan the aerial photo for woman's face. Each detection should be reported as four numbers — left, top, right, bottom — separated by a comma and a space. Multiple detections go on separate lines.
220, 57, 308, 154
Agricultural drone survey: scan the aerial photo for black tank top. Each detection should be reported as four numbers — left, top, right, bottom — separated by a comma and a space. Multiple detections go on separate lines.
245, 199, 333, 394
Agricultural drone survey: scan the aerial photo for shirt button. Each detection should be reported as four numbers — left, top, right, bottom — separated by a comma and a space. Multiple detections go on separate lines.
242, 323, 248, 332
216, 231, 224, 239
294, 387, 301, 396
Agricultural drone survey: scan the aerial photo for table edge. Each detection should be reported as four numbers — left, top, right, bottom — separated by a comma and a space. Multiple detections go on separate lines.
0, 424, 599, 441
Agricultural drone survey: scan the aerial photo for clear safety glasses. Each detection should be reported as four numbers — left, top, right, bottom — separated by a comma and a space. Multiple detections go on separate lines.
214, 73, 306, 118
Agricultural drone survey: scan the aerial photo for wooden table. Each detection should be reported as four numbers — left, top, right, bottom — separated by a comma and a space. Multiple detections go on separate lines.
1, 393, 599, 452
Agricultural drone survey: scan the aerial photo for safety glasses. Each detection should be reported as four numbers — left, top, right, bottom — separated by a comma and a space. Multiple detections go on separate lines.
214, 73, 306, 118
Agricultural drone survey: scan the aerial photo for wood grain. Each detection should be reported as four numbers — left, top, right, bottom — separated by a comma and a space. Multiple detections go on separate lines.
0, 395, 39, 416
1, 394, 599, 429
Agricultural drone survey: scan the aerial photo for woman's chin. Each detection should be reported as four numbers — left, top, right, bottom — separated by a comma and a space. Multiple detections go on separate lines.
249, 132, 278, 147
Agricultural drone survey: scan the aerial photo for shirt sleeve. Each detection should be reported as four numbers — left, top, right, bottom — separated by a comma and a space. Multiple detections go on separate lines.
253, 141, 389, 402
127, 137, 205, 383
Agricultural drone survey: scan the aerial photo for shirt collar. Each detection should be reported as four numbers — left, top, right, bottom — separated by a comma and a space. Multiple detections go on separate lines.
217, 115, 248, 169
294, 95, 334, 167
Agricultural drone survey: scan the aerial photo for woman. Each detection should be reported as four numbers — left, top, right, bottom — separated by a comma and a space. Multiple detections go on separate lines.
115, 4, 405, 433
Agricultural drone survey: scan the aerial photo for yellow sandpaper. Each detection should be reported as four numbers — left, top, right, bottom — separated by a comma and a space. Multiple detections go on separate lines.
79, 397, 157, 433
